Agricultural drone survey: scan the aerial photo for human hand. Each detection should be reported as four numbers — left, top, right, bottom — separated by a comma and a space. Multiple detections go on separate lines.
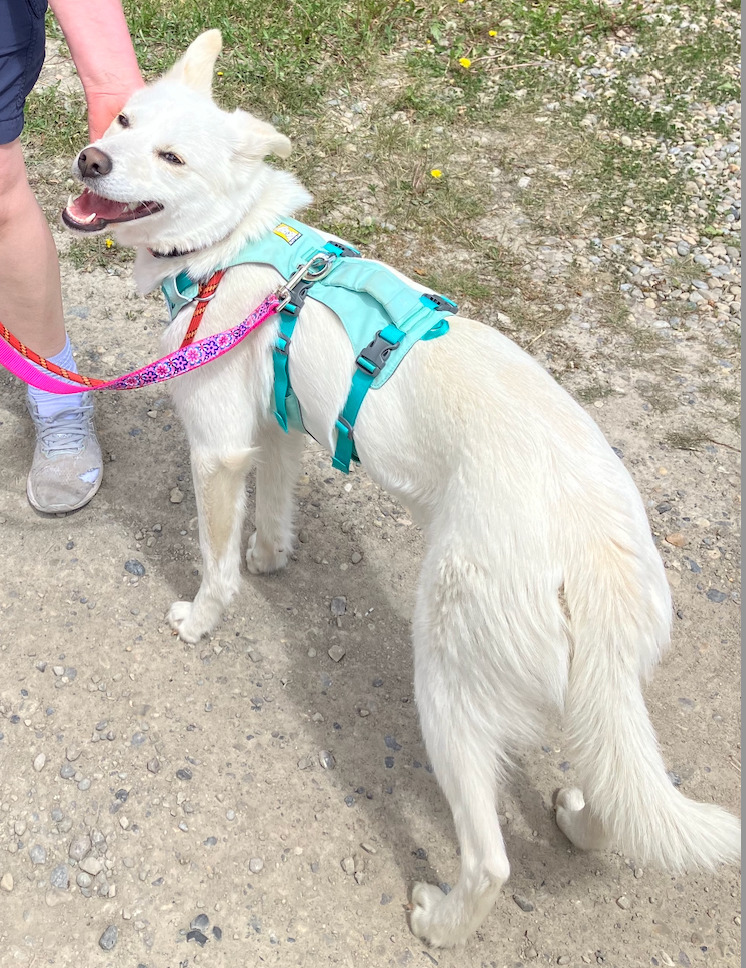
50, 0, 144, 143
86, 86, 143, 142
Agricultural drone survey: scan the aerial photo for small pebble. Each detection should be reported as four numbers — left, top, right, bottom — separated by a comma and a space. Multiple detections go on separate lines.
318, 750, 336, 770
187, 929, 208, 947
124, 559, 145, 577
29, 845, 47, 865
147, 758, 161, 774
616, 895, 631, 910
170, 487, 184, 504
69, 835, 91, 861
50, 864, 70, 889
98, 925, 118, 951
1, 873, 14, 892
330, 596, 347, 616
328, 644, 346, 662
249, 857, 264, 873
513, 893, 534, 912
79, 855, 103, 876
191, 913, 210, 931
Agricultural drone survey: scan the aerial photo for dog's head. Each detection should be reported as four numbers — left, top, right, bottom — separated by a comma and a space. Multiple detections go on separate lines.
62, 30, 292, 253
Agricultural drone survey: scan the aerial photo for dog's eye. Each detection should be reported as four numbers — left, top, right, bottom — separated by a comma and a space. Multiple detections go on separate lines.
117, 114, 130, 128
159, 151, 185, 166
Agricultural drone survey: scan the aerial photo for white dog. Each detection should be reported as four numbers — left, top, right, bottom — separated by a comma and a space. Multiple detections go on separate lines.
62, 31, 740, 949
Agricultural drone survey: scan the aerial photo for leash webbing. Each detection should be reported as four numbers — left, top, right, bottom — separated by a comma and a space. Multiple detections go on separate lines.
0, 294, 281, 394
0, 321, 106, 388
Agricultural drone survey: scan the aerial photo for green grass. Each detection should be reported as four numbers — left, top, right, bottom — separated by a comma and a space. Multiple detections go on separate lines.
22, 85, 86, 159
21, 0, 740, 388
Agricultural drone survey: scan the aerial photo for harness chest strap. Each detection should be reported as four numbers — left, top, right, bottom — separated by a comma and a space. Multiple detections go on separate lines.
180, 269, 227, 347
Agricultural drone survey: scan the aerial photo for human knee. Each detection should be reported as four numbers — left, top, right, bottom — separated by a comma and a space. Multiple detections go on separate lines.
0, 141, 35, 227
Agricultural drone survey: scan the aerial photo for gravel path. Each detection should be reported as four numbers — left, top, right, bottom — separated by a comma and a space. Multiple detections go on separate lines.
0, 10, 740, 966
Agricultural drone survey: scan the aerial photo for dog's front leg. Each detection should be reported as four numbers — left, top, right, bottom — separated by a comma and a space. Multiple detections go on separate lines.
246, 423, 305, 575
168, 448, 253, 643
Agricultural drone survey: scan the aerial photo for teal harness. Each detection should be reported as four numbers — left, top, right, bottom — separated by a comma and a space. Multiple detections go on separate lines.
161, 218, 456, 472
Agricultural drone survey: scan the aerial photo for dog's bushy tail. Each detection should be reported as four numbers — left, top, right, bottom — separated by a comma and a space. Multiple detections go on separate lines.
562, 534, 740, 871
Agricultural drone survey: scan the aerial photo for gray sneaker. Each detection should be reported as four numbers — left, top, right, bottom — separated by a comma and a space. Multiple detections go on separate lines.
26, 396, 103, 513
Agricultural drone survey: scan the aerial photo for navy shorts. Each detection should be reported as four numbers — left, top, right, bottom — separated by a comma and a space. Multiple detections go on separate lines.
0, 0, 48, 145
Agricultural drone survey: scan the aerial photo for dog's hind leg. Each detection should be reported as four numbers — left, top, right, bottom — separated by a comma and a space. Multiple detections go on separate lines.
408, 550, 514, 948
168, 447, 253, 643
246, 424, 305, 575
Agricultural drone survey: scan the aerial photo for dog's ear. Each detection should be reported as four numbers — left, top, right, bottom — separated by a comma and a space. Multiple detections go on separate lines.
232, 111, 292, 161
164, 30, 222, 94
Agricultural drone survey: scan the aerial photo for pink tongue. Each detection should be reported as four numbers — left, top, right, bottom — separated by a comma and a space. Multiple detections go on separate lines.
70, 189, 129, 220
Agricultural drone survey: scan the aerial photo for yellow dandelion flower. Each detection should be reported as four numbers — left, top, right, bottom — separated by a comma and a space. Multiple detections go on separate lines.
217, 71, 224, 76
459, 57, 471, 69
489, 29, 497, 36
105, 238, 114, 248
430, 169, 443, 179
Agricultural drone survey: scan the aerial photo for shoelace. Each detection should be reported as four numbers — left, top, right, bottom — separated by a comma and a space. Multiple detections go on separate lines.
33, 406, 94, 457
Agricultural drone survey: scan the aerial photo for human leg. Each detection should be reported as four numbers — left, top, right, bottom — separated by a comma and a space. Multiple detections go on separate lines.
0, 0, 102, 512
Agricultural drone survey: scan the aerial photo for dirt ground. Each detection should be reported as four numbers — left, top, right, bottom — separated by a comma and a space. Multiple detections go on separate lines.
0, 41, 741, 968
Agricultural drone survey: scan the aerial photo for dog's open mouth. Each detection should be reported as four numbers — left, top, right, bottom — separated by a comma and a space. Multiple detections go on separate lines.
62, 189, 164, 232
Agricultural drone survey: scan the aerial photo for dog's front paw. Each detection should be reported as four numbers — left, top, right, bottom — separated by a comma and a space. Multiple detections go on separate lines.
246, 531, 291, 575
410, 883, 459, 949
167, 600, 211, 644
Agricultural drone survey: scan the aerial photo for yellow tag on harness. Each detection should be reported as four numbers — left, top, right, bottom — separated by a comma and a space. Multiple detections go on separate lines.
274, 223, 302, 245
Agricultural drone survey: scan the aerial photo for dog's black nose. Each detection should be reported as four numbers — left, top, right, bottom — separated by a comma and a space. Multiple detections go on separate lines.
78, 147, 112, 178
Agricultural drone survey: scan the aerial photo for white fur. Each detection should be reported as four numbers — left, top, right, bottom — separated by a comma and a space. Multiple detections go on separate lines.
68, 31, 741, 949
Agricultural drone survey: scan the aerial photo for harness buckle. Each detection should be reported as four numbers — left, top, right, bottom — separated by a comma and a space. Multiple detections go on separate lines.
356, 330, 401, 378
421, 292, 458, 313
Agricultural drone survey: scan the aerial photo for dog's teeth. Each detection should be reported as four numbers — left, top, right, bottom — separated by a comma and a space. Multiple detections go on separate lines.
81, 212, 98, 224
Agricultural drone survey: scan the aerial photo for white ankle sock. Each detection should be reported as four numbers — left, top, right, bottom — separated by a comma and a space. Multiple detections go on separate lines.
27, 336, 87, 417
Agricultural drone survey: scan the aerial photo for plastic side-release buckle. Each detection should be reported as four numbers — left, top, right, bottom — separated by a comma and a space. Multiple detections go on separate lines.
356, 328, 402, 378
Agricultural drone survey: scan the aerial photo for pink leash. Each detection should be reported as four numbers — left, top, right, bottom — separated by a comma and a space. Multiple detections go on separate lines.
0, 294, 281, 393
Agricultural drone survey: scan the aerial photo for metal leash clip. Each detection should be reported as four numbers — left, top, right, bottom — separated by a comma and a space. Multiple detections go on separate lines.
275, 251, 337, 312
